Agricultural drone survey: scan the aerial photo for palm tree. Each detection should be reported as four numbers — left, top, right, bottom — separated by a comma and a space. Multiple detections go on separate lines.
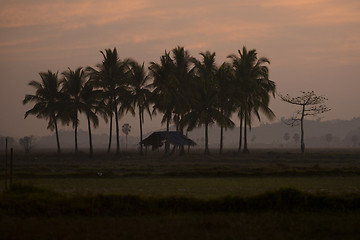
126, 60, 152, 155
23, 70, 65, 153
87, 48, 128, 154
122, 123, 131, 150
216, 62, 236, 154
149, 51, 176, 154
181, 51, 234, 155
228, 46, 276, 153
171, 46, 194, 131
79, 81, 103, 157
61, 67, 86, 153
170, 46, 195, 155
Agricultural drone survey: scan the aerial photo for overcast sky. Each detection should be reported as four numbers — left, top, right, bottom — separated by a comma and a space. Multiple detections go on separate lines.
1, 0, 360, 138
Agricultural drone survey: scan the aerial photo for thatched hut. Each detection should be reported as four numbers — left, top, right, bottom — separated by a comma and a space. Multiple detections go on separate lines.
140, 131, 196, 150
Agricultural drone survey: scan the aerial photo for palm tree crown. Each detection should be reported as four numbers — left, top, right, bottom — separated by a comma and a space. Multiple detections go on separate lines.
23, 70, 65, 152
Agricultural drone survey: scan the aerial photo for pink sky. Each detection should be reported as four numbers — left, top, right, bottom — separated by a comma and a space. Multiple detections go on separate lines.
1, 0, 360, 138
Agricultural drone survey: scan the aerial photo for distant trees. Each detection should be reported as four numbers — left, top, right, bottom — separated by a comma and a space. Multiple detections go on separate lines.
325, 133, 333, 146
283, 132, 290, 145
280, 91, 330, 153
23, 45, 277, 155
293, 133, 300, 146
352, 135, 358, 147
19, 136, 36, 153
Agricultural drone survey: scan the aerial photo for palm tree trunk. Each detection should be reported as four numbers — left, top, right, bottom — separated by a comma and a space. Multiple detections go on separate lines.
107, 114, 112, 153
87, 112, 93, 158
75, 112, 78, 153
114, 99, 120, 154
238, 110, 243, 153
219, 126, 223, 155
179, 118, 185, 155
139, 109, 143, 155
165, 116, 170, 154
205, 122, 210, 155
53, 115, 61, 153
74, 124, 78, 153
243, 113, 248, 153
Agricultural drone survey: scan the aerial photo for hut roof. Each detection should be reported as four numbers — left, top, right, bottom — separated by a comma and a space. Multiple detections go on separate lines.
141, 131, 196, 148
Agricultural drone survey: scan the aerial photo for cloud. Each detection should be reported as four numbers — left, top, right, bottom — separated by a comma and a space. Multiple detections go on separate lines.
259, 0, 360, 26
0, 0, 149, 28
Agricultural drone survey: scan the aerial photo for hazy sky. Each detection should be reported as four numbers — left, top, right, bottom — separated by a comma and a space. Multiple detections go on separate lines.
1, 0, 360, 138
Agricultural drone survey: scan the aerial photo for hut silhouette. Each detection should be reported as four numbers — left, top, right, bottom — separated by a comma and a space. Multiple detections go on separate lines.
140, 131, 196, 150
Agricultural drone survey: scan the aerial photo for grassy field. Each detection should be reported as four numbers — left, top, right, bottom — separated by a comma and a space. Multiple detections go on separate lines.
5, 149, 360, 197
1, 149, 360, 239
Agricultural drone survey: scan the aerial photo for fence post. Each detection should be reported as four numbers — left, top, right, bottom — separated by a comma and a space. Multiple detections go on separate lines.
10, 148, 13, 187
4, 137, 8, 190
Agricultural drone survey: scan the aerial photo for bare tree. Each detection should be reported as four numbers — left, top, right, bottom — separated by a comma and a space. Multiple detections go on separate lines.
279, 91, 330, 153
19, 136, 36, 153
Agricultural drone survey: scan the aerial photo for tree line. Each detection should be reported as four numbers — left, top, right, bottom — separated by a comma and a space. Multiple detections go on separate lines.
23, 46, 276, 156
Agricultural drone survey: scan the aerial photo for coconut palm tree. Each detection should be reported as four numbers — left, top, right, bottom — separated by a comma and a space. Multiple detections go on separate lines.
87, 48, 128, 154
216, 62, 236, 154
122, 123, 131, 150
61, 67, 86, 153
126, 60, 152, 155
171, 46, 194, 131
149, 51, 177, 154
181, 51, 234, 155
79, 80, 103, 157
228, 46, 276, 153
23, 70, 65, 153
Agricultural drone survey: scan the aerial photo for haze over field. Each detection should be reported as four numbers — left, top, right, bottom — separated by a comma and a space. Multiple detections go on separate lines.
1, 0, 360, 138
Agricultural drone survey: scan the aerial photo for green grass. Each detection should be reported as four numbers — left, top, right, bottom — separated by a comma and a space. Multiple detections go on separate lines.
2, 150, 360, 239
15, 176, 360, 198
5, 149, 360, 198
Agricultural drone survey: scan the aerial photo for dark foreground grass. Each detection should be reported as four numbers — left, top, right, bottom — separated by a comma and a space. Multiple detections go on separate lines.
2, 184, 360, 217
2, 212, 360, 240
1, 185, 360, 240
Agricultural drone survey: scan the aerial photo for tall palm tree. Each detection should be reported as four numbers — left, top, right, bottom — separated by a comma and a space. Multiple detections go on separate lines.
228, 46, 276, 153
61, 67, 86, 153
181, 51, 234, 155
23, 71, 65, 153
87, 48, 128, 154
126, 60, 152, 155
170, 46, 195, 155
171, 46, 194, 131
149, 51, 177, 154
216, 62, 236, 154
79, 81, 103, 157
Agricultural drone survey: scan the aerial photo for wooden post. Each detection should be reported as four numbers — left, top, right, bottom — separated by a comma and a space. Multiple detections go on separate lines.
5, 137, 8, 190
10, 148, 13, 187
